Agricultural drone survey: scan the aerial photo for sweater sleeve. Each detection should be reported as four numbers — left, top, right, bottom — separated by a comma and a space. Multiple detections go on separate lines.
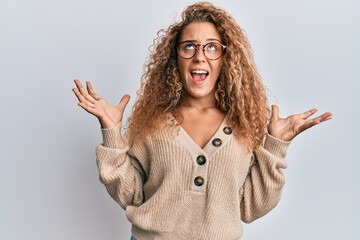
239, 133, 290, 223
95, 123, 145, 210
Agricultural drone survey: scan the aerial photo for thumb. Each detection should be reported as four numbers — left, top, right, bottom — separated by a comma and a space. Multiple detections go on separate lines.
117, 94, 131, 112
271, 105, 280, 121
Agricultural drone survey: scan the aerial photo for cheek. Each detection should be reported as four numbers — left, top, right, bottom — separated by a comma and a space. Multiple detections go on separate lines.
212, 61, 223, 77
177, 59, 188, 79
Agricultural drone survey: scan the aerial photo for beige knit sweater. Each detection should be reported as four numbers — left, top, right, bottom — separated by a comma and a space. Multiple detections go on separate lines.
96, 116, 290, 239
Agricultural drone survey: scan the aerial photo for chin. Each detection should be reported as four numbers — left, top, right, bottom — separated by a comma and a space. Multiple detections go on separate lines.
182, 75, 217, 99
185, 87, 215, 99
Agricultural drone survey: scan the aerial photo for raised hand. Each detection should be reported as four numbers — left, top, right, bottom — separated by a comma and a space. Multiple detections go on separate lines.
268, 105, 332, 141
72, 79, 130, 128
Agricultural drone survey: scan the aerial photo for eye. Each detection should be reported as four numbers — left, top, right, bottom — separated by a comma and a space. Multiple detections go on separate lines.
206, 43, 219, 51
184, 43, 196, 50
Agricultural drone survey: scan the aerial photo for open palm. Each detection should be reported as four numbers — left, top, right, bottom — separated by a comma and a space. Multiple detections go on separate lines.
268, 105, 332, 141
72, 79, 130, 128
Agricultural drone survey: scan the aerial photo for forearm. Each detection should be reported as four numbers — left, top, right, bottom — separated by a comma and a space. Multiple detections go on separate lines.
96, 123, 144, 209
240, 134, 290, 223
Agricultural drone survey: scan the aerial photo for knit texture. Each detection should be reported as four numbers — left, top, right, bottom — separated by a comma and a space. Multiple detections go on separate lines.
96, 117, 290, 240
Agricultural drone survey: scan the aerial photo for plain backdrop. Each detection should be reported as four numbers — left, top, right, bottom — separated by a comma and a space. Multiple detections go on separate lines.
1, 0, 359, 239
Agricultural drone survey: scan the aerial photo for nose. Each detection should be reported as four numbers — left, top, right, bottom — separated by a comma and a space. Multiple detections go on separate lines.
193, 45, 206, 62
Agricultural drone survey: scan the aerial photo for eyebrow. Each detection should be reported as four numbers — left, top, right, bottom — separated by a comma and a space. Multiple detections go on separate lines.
182, 38, 222, 43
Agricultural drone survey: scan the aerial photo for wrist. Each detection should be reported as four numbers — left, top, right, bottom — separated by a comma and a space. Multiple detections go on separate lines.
99, 117, 117, 129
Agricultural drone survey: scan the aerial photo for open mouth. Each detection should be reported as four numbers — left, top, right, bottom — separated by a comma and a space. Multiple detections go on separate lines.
191, 70, 209, 82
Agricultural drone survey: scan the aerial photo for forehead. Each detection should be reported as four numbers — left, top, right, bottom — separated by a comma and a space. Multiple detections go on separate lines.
179, 22, 221, 42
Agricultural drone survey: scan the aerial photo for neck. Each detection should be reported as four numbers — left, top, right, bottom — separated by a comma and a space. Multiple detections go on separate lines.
182, 94, 217, 110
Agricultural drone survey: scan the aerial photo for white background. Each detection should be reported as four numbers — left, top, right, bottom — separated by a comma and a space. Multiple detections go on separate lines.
1, 0, 359, 239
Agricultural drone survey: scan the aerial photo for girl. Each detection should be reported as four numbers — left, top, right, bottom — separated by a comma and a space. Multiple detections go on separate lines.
72, 2, 332, 239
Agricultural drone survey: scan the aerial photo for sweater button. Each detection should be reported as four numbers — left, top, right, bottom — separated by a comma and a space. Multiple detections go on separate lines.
212, 138, 222, 147
194, 176, 204, 186
223, 126, 232, 135
196, 155, 206, 165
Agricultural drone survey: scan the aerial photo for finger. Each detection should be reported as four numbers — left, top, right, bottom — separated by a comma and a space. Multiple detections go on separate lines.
86, 81, 101, 100
72, 88, 95, 108
309, 112, 332, 123
74, 79, 95, 103
322, 116, 332, 122
271, 105, 280, 120
78, 102, 98, 115
117, 94, 131, 115
298, 112, 332, 133
322, 113, 333, 122
300, 108, 318, 119
72, 87, 83, 102
297, 119, 320, 133
74, 79, 85, 92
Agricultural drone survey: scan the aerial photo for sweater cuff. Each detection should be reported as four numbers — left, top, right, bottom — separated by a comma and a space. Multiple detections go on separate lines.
263, 133, 291, 159
101, 122, 128, 149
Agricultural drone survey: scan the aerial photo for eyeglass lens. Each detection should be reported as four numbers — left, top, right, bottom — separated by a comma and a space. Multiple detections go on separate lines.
177, 42, 225, 60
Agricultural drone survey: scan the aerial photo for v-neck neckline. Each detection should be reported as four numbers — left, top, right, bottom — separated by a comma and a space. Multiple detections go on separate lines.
175, 113, 232, 158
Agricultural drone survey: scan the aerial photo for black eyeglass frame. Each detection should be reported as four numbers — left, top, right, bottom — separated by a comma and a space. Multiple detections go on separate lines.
176, 41, 227, 60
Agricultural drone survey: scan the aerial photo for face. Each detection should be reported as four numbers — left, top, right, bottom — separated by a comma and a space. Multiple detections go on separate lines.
177, 22, 224, 102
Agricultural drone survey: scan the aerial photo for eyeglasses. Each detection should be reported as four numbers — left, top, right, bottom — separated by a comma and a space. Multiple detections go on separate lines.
176, 41, 226, 60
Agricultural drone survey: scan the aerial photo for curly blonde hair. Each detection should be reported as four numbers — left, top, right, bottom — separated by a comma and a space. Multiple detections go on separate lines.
126, 2, 270, 150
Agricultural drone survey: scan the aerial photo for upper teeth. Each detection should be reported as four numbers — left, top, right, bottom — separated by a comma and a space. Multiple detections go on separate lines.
192, 70, 208, 74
